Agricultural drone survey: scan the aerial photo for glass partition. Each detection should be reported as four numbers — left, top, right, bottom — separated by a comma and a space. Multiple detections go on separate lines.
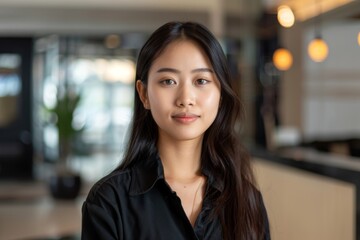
33, 35, 144, 181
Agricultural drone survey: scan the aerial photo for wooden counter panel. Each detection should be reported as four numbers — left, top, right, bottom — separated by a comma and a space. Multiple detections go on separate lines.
254, 158, 356, 240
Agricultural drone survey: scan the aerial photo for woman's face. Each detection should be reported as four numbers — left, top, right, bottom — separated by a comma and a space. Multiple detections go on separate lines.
137, 40, 221, 142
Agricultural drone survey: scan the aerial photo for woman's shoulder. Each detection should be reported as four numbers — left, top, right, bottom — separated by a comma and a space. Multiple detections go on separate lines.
85, 155, 163, 204
85, 167, 132, 203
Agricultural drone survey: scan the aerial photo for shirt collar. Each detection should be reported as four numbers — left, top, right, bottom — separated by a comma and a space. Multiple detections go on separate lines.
129, 153, 164, 196
129, 153, 223, 196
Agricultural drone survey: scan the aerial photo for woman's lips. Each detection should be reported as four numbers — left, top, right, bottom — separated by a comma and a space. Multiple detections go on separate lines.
171, 113, 200, 124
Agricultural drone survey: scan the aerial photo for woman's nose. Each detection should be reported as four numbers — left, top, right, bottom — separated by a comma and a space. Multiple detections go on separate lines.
175, 84, 195, 107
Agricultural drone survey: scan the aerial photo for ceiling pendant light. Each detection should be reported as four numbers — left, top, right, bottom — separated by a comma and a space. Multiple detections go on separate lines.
273, 48, 293, 71
307, 0, 328, 62
277, 5, 295, 28
308, 36, 328, 62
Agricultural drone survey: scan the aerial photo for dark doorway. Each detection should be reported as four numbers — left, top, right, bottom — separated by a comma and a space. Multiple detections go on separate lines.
0, 37, 33, 179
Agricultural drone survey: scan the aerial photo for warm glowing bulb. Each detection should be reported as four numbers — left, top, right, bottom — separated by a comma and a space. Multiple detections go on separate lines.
358, 32, 360, 46
104, 59, 135, 84
105, 34, 121, 49
308, 38, 329, 62
277, 5, 295, 28
273, 48, 293, 71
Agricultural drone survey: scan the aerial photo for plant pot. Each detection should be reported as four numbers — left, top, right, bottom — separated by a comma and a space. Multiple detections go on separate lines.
49, 173, 82, 200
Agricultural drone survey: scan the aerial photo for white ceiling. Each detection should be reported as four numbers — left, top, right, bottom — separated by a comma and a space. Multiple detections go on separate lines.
0, 0, 216, 11
0, 0, 261, 36
0, 0, 355, 18
0, 0, 357, 35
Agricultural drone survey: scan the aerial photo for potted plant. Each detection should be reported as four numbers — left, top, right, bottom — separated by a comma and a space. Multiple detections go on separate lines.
47, 91, 83, 200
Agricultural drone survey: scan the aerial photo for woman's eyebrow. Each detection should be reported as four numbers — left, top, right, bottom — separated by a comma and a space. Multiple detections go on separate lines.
156, 68, 180, 73
191, 68, 214, 73
156, 67, 214, 73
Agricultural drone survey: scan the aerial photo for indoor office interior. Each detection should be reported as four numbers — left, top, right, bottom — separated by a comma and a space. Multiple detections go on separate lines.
0, 0, 359, 239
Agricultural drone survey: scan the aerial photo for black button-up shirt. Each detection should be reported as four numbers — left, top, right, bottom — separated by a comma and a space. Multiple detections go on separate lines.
82, 154, 270, 240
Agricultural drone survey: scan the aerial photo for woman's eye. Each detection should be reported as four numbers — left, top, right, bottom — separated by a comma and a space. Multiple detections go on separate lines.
196, 79, 209, 85
160, 79, 176, 85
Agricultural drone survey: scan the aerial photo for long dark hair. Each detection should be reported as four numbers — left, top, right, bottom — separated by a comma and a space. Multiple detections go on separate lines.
119, 21, 266, 240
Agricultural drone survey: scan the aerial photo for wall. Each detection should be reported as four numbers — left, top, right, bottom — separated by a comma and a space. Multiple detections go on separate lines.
303, 20, 360, 139
279, 16, 360, 141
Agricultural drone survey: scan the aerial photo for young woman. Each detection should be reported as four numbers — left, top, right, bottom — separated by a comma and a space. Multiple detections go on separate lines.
82, 21, 270, 240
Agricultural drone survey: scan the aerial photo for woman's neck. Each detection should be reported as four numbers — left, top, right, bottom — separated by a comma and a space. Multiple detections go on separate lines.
157, 136, 203, 181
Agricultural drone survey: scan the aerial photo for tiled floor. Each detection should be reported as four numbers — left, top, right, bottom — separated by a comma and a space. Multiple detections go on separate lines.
0, 181, 86, 240
0, 152, 118, 240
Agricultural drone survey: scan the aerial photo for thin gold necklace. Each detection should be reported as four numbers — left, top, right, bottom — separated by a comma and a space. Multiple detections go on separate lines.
189, 177, 204, 225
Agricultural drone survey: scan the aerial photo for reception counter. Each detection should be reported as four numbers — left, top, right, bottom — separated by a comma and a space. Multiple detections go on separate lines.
253, 147, 359, 240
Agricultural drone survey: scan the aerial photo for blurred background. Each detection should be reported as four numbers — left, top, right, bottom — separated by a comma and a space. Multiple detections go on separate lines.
0, 0, 359, 239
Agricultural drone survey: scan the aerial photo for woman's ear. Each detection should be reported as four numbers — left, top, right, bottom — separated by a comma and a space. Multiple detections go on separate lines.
136, 80, 150, 109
